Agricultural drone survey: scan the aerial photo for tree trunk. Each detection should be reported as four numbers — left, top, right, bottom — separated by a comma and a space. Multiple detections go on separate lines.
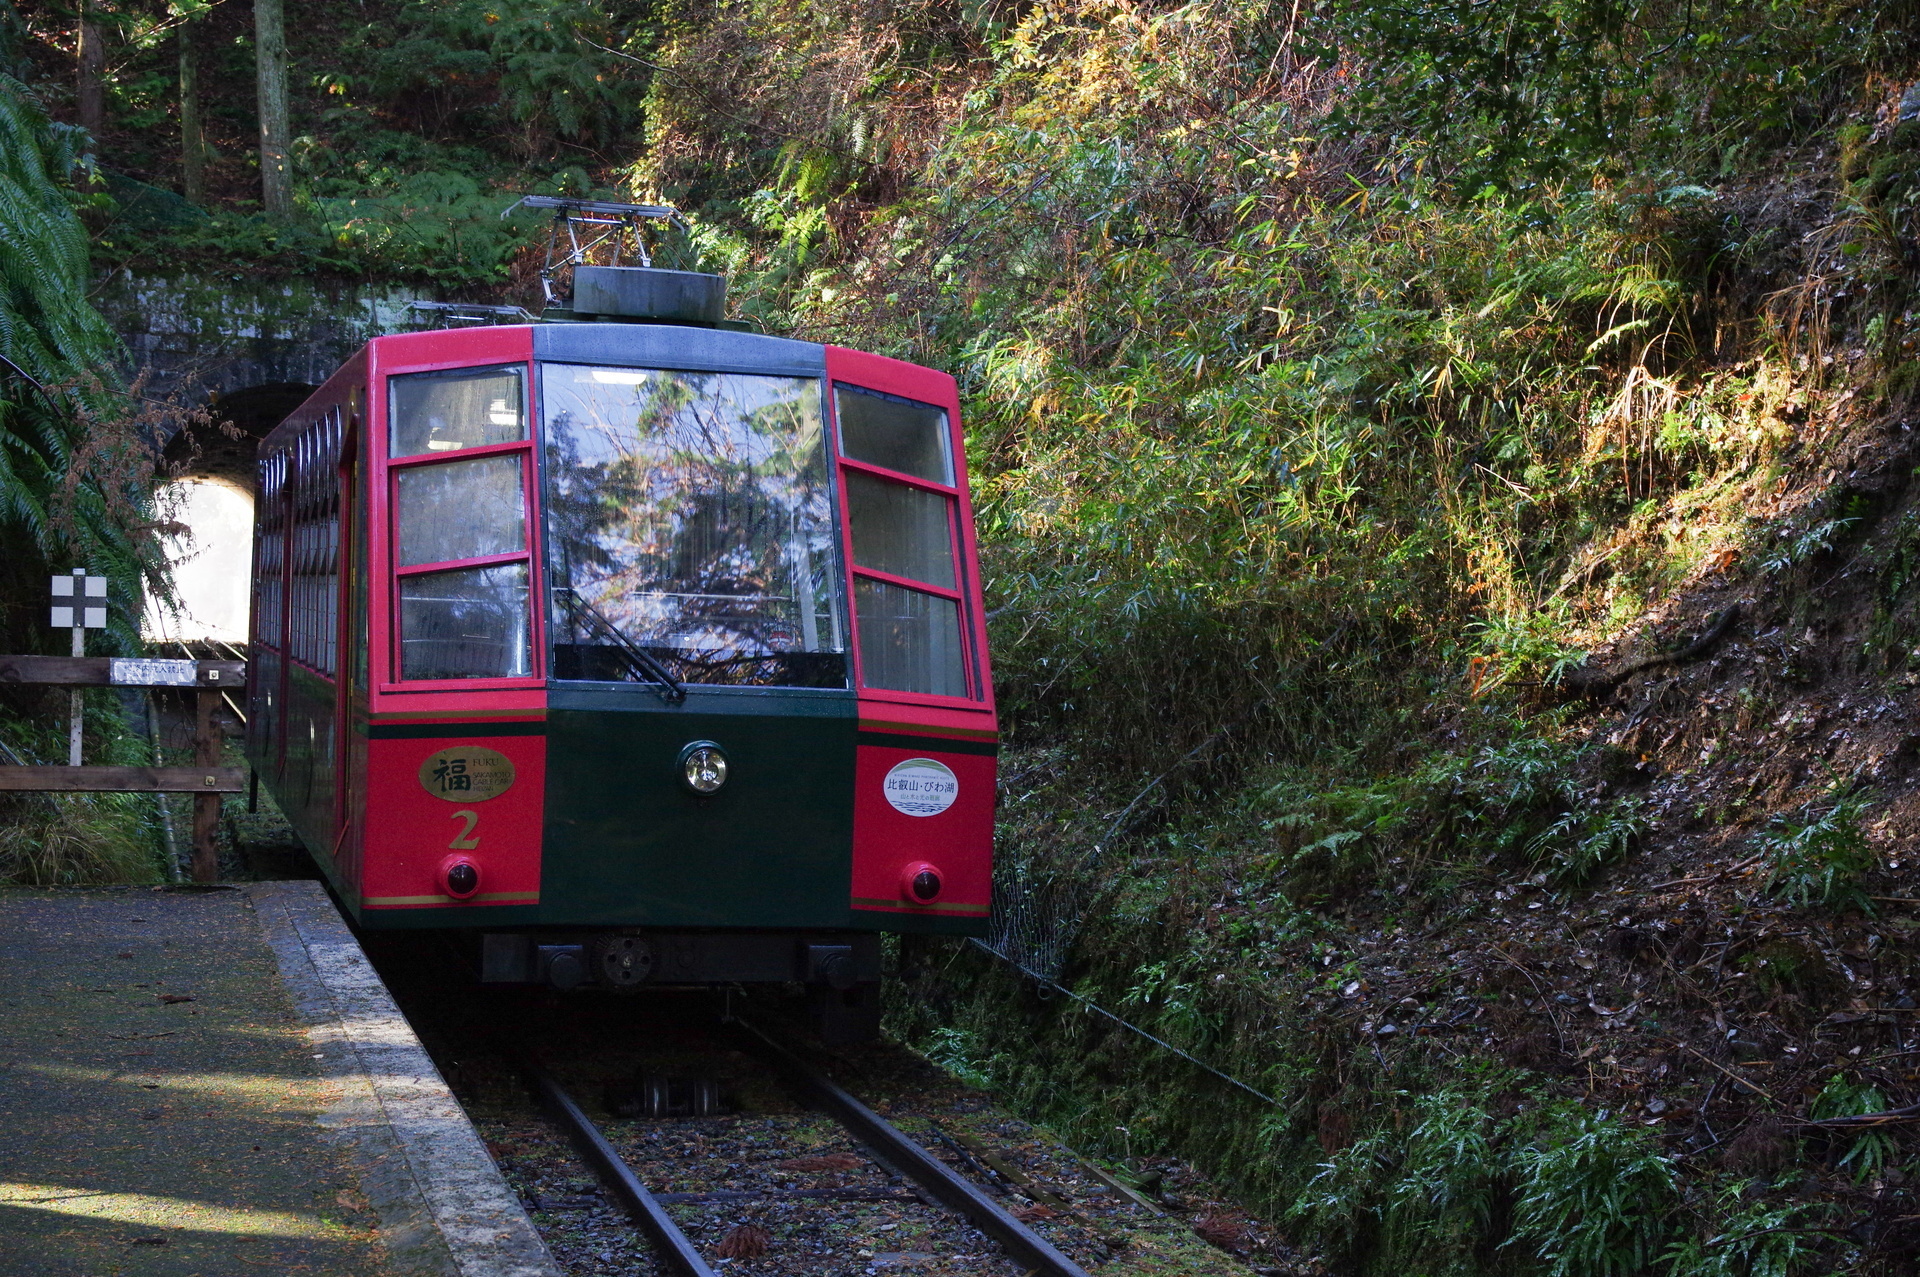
76, 6, 104, 139
253, 0, 290, 216
180, 20, 205, 205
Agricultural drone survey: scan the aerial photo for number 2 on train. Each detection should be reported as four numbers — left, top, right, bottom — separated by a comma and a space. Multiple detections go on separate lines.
448, 810, 480, 849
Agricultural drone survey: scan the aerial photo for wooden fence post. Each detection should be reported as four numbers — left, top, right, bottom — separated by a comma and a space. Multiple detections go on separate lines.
192, 689, 221, 883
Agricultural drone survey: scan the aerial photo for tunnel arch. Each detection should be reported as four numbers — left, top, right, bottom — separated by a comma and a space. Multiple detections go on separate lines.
148, 381, 316, 644
161, 381, 317, 487
94, 271, 420, 643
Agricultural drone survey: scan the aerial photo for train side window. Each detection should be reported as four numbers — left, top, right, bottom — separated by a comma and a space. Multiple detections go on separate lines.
390, 366, 525, 458
833, 385, 971, 699
853, 577, 967, 698
398, 563, 531, 681
389, 364, 535, 682
396, 454, 527, 566
843, 470, 957, 590
836, 386, 953, 485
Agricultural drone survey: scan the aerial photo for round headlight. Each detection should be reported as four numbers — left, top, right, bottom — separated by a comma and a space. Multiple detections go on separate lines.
680, 741, 728, 794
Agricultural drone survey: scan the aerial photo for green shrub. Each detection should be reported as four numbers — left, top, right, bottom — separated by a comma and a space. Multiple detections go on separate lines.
0, 704, 166, 885
1119, 959, 1218, 1050
0, 792, 161, 886
310, 170, 541, 286
1512, 1106, 1677, 1277
1757, 788, 1877, 911
1809, 1074, 1896, 1180
368, 0, 642, 148
1526, 798, 1646, 886
1259, 725, 1645, 898
1662, 1185, 1825, 1277
1319, 0, 1920, 194
922, 1026, 995, 1091
1292, 1090, 1677, 1275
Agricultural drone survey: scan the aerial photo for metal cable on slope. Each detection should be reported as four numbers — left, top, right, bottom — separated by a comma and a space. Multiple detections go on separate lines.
969, 938, 1278, 1107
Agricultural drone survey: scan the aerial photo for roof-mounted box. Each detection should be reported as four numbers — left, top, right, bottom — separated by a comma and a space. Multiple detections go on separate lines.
572, 266, 725, 325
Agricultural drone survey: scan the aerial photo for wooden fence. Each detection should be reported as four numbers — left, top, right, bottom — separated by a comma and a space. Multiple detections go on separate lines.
0, 655, 246, 882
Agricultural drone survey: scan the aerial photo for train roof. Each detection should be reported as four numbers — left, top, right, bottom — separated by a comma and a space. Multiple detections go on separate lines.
261, 322, 958, 453
532, 321, 824, 378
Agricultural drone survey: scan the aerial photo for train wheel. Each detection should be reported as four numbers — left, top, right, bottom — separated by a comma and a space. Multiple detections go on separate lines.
591, 934, 655, 989
609, 1074, 728, 1118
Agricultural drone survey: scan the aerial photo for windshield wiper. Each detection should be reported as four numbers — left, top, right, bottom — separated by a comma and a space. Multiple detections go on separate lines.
555, 587, 686, 705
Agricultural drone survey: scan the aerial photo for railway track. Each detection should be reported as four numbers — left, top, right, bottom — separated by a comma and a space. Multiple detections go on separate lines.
521, 1015, 1091, 1277
362, 935, 1266, 1276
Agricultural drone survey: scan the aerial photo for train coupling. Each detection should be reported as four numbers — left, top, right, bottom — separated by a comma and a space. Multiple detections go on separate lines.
479, 930, 880, 994
536, 943, 589, 990
802, 943, 858, 990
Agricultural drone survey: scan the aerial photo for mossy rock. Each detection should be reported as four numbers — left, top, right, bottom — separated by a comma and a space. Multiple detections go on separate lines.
1864, 151, 1920, 204
1892, 113, 1920, 148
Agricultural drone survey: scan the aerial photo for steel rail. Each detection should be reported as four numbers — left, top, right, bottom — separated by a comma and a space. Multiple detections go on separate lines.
522, 1063, 717, 1277
728, 1016, 1094, 1277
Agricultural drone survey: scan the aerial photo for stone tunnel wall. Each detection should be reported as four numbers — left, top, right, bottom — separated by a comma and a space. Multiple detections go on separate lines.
94, 272, 426, 640
93, 270, 423, 413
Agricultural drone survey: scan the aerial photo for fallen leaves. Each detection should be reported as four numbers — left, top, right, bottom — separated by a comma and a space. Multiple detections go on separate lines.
1192, 1210, 1249, 1251
715, 1223, 770, 1259
774, 1153, 863, 1172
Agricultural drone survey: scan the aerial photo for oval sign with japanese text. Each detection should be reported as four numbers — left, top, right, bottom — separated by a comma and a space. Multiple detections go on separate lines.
419, 746, 516, 802
882, 757, 958, 818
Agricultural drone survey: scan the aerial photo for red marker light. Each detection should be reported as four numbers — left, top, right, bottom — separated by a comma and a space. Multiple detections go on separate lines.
442, 857, 481, 899
900, 861, 943, 903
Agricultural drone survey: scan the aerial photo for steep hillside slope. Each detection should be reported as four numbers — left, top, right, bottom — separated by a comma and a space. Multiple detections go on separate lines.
898, 379, 1920, 1275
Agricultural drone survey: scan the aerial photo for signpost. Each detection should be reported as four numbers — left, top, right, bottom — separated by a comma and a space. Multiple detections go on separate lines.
50, 570, 107, 765
0, 570, 246, 883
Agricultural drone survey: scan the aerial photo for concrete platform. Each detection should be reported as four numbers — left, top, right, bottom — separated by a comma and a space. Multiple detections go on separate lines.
0, 882, 558, 1277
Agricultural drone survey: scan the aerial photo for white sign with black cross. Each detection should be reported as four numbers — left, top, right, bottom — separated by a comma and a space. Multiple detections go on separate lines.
51, 572, 107, 632
51, 571, 107, 765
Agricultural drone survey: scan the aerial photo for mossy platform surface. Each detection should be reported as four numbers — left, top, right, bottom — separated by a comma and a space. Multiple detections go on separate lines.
0, 886, 389, 1276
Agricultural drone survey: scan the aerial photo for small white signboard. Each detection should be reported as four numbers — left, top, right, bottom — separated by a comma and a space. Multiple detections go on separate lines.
109, 658, 199, 687
883, 757, 960, 817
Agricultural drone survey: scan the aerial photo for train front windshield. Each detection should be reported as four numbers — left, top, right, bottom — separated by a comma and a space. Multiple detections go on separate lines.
541, 364, 849, 688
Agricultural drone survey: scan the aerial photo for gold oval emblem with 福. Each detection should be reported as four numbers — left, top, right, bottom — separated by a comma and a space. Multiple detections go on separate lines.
418, 746, 516, 802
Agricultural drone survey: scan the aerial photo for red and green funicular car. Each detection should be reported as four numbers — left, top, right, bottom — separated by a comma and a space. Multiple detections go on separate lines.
248, 313, 996, 1036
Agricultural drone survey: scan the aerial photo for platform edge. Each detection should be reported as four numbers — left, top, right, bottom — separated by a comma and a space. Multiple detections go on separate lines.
249, 879, 560, 1277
